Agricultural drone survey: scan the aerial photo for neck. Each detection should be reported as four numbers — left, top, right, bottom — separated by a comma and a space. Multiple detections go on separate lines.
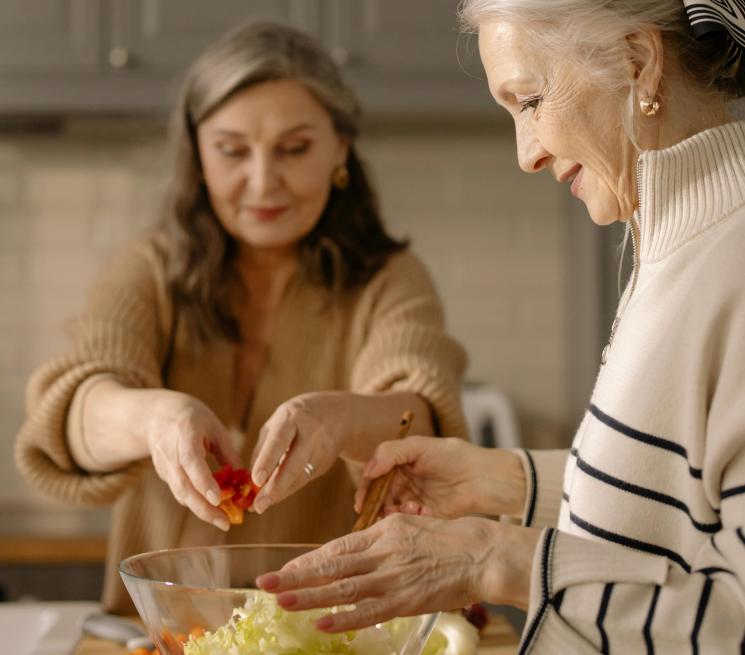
235, 244, 299, 311
638, 84, 730, 153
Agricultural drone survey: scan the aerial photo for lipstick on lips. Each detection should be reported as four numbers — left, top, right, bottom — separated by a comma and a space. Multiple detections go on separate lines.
245, 206, 288, 221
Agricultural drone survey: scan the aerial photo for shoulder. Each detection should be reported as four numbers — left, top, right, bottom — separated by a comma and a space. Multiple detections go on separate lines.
83, 229, 172, 320
364, 250, 439, 298
691, 207, 745, 300
345, 250, 445, 326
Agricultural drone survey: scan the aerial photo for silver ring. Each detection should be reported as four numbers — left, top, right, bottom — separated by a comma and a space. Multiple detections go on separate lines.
303, 462, 315, 477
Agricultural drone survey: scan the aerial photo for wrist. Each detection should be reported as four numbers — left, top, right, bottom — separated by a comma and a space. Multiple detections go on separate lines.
478, 523, 541, 609
474, 449, 526, 518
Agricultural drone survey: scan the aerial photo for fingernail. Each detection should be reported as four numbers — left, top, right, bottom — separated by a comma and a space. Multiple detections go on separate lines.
253, 469, 268, 486
206, 489, 220, 506
363, 459, 377, 477
316, 616, 334, 631
214, 518, 230, 532
254, 498, 268, 515
256, 573, 280, 591
277, 592, 297, 608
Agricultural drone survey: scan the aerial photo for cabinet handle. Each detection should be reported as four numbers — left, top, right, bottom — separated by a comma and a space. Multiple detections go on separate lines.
108, 47, 130, 70
330, 47, 365, 69
330, 47, 349, 67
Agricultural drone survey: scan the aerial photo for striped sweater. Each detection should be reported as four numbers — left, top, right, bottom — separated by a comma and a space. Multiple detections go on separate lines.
518, 121, 745, 654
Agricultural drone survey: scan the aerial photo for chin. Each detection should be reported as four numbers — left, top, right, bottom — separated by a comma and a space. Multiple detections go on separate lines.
584, 199, 625, 226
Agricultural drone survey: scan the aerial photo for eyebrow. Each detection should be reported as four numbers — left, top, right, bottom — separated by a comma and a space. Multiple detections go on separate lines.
212, 123, 317, 138
495, 77, 540, 104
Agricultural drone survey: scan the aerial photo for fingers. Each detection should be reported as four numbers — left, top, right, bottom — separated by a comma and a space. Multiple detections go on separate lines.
313, 599, 400, 633
250, 413, 297, 488
179, 434, 222, 507
163, 458, 229, 530
262, 531, 376, 585
258, 553, 372, 596
364, 436, 432, 479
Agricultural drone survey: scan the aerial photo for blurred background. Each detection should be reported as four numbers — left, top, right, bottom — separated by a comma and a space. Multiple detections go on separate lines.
0, 0, 623, 604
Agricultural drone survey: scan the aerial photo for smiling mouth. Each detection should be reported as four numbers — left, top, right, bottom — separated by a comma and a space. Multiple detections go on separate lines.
558, 165, 583, 197
243, 206, 288, 221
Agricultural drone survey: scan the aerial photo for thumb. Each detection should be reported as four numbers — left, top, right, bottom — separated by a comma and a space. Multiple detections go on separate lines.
212, 425, 243, 469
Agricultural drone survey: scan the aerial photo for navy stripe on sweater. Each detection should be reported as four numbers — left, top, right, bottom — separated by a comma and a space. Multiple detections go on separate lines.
571, 450, 721, 533
691, 578, 713, 655
589, 404, 703, 479
723, 484, 745, 500
570, 511, 692, 572
519, 528, 557, 655
597, 583, 614, 655
644, 585, 661, 655
522, 449, 538, 527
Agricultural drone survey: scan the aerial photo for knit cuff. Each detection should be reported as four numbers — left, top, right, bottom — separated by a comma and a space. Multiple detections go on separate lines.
519, 529, 668, 654
516, 449, 567, 528
67, 373, 122, 472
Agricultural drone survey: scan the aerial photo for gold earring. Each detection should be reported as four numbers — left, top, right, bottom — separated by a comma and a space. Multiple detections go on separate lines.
640, 95, 661, 117
331, 164, 350, 190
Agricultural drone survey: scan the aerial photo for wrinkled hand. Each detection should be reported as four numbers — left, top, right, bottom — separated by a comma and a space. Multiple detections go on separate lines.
144, 390, 242, 530
256, 513, 540, 631
250, 392, 351, 514
355, 436, 526, 520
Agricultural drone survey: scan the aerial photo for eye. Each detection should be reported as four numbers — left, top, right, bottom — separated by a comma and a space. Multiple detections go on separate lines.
518, 95, 543, 113
279, 141, 311, 156
216, 142, 247, 158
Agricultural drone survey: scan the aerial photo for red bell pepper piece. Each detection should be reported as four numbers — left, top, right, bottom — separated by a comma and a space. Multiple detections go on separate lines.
212, 464, 262, 525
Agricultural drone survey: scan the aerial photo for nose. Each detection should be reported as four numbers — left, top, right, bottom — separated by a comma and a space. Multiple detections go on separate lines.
516, 123, 551, 174
244, 151, 280, 195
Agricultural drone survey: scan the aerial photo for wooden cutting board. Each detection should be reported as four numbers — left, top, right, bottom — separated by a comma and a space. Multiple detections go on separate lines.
75, 614, 520, 654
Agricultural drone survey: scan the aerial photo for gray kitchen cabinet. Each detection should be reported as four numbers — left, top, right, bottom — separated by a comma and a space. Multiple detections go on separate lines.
0, 0, 489, 116
108, 0, 321, 75
0, 0, 100, 75
324, 0, 490, 113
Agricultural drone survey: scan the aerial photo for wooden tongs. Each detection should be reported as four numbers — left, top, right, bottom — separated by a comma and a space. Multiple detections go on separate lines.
352, 410, 414, 532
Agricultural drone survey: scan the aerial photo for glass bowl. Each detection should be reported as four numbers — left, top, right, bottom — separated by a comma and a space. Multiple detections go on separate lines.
119, 544, 440, 655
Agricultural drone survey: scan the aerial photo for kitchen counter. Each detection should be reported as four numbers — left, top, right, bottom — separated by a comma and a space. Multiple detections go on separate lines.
75, 615, 521, 654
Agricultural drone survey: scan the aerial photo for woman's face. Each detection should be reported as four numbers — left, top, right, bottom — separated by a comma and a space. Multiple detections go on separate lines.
478, 21, 638, 224
197, 78, 348, 252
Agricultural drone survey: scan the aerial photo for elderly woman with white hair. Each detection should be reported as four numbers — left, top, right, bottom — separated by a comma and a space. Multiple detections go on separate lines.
257, 1, 745, 651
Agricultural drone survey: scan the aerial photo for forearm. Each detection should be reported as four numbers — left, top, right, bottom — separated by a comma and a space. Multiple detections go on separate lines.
68, 377, 153, 471
338, 391, 434, 462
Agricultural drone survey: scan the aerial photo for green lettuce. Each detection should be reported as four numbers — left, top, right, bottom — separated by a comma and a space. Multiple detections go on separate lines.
182, 591, 470, 655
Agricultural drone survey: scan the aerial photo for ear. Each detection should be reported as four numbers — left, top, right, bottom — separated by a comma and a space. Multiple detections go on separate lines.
626, 28, 665, 98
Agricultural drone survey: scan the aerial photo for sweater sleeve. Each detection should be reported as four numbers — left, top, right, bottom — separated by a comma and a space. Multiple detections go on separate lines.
516, 449, 568, 529
349, 252, 468, 438
519, 306, 745, 653
14, 236, 171, 507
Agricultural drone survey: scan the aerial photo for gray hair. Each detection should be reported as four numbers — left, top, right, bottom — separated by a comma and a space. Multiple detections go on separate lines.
459, 0, 745, 101
184, 21, 360, 138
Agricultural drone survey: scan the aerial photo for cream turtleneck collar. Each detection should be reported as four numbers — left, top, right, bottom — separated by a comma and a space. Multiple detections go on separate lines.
636, 120, 745, 262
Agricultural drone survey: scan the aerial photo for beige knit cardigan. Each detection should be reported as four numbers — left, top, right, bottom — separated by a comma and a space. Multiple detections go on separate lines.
15, 236, 467, 613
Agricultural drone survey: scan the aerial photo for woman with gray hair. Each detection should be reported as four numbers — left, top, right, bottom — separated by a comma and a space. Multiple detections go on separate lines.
14, 22, 467, 613
258, 1, 745, 651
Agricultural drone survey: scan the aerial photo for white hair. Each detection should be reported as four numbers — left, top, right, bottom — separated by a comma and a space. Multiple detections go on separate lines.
459, 0, 744, 101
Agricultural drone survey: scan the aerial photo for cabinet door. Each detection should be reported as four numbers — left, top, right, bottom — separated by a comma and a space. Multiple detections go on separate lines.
323, 0, 488, 113
326, 0, 477, 76
108, 0, 321, 75
0, 0, 100, 75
